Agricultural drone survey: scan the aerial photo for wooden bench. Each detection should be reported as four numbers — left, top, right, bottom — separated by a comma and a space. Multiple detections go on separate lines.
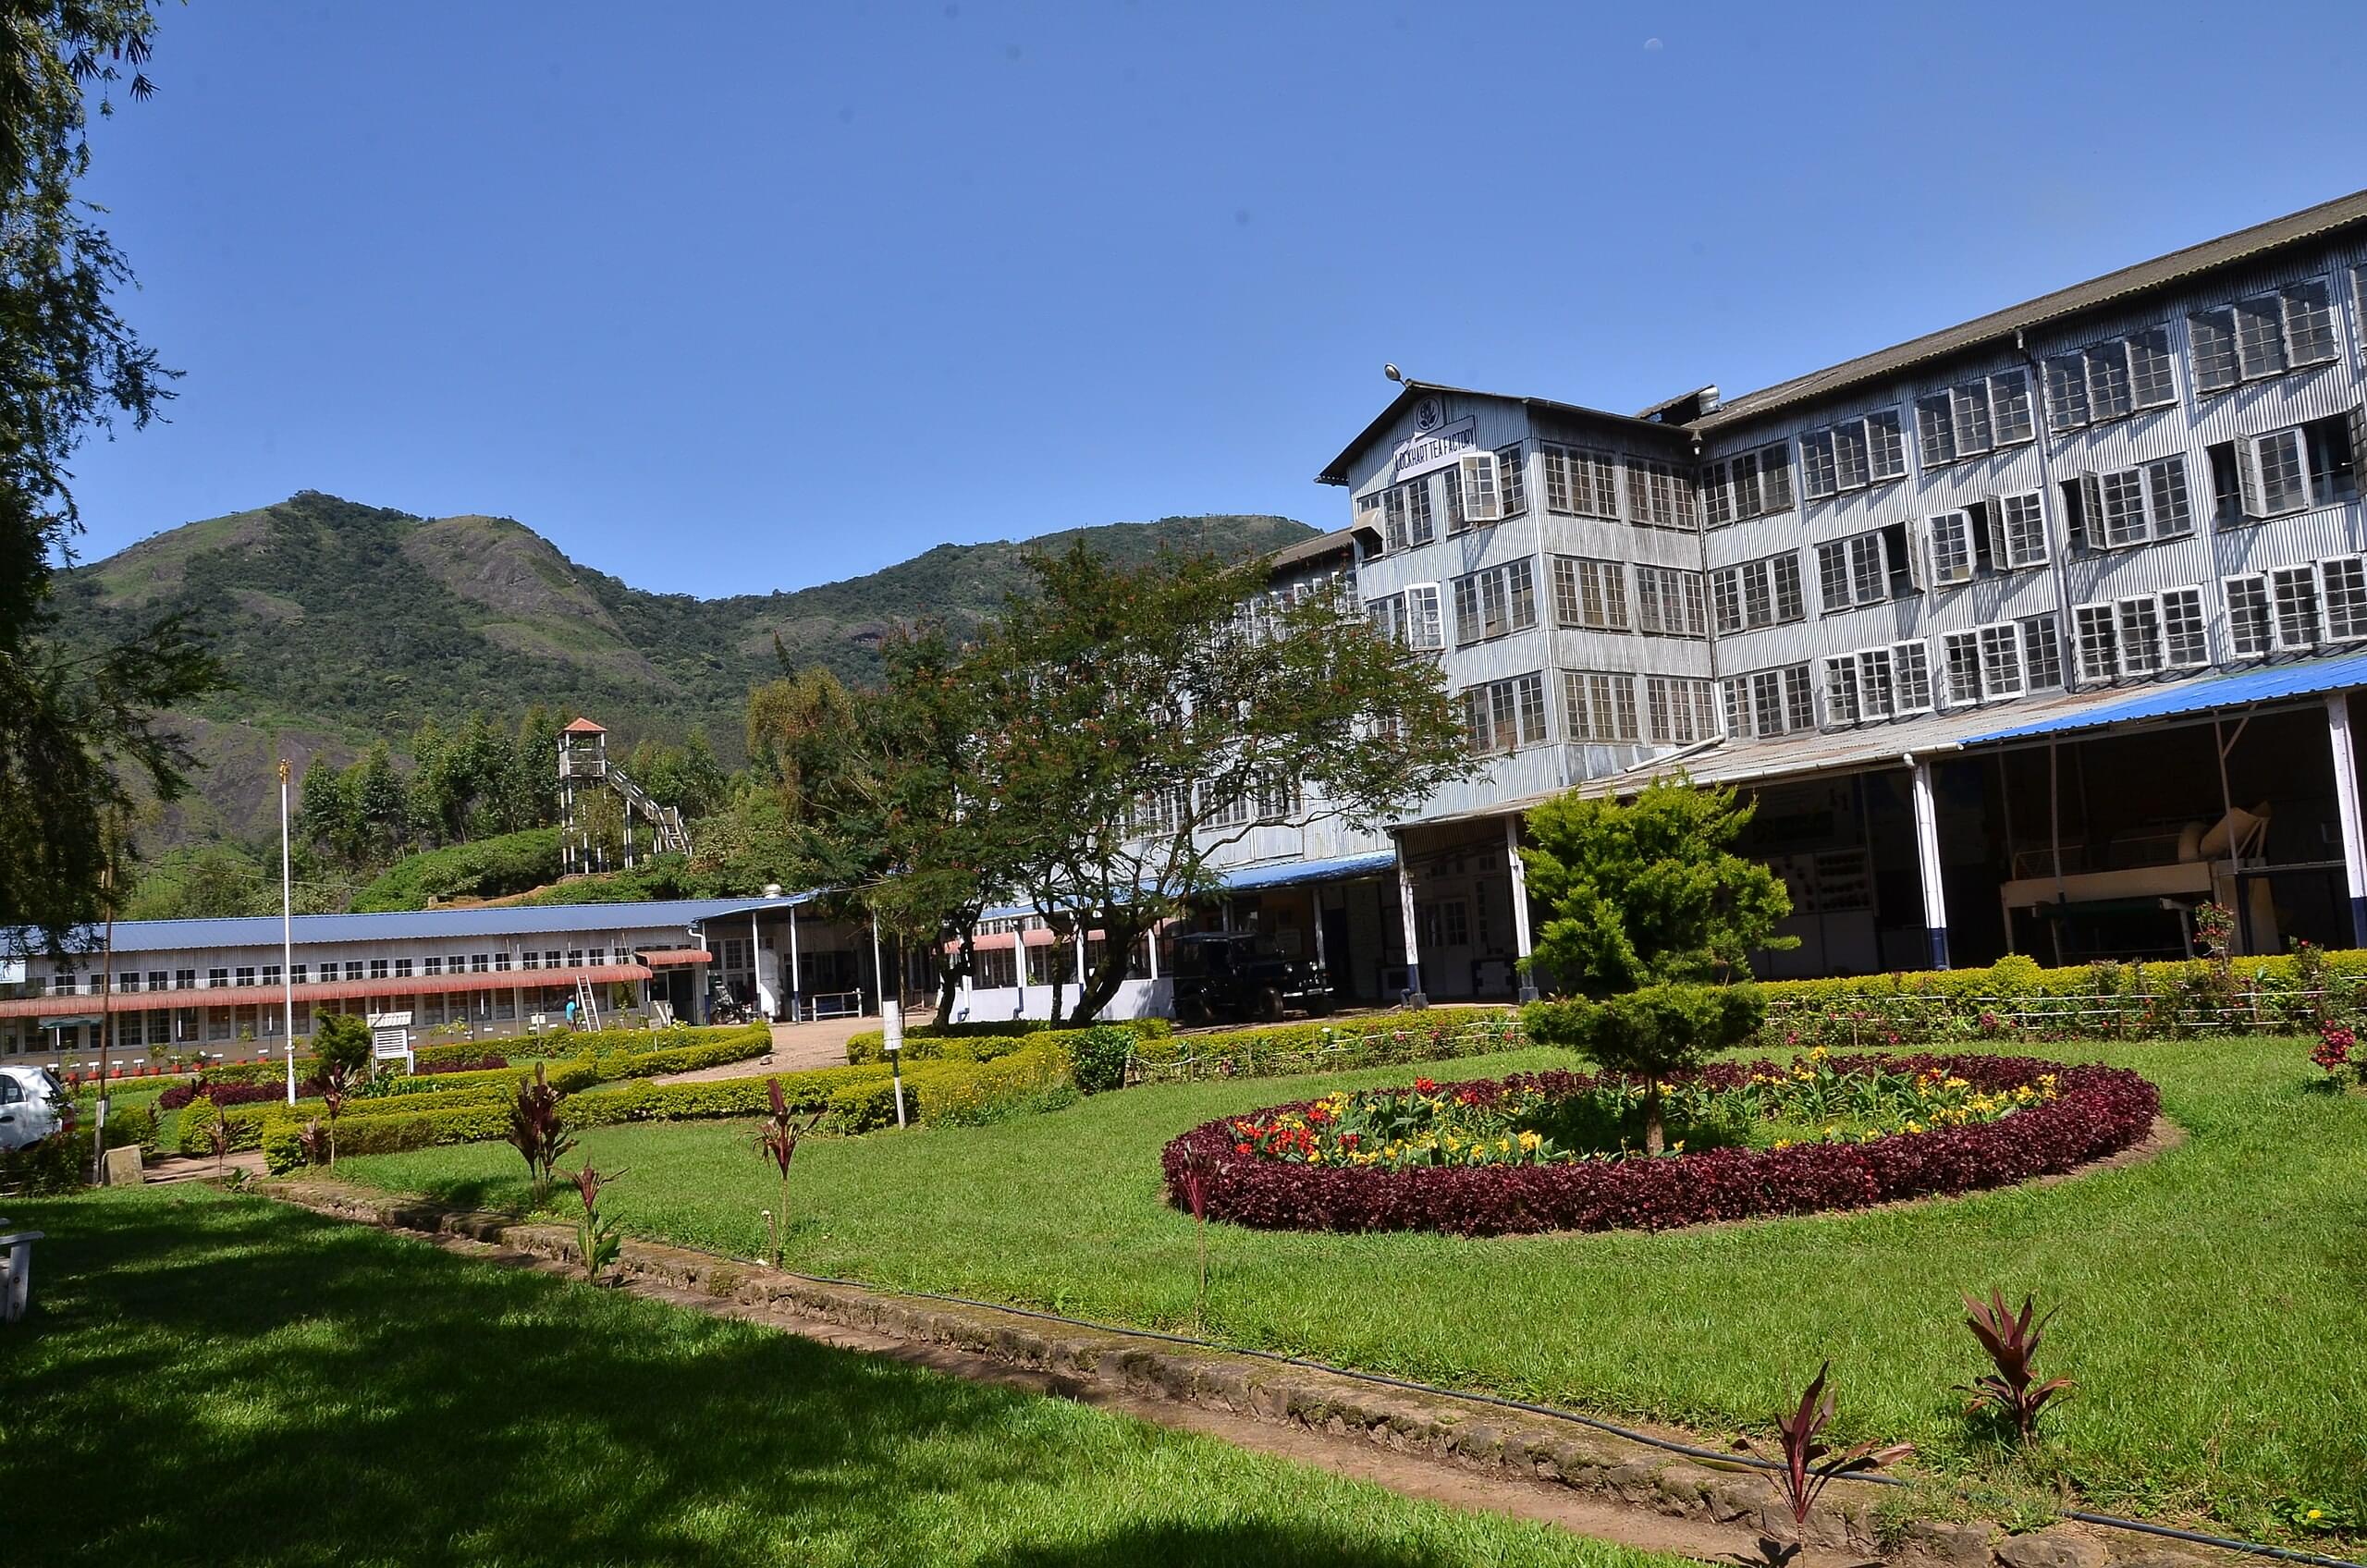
0, 1221, 44, 1324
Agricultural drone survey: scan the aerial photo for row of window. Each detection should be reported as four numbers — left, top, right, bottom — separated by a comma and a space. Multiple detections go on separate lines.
1372, 558, 1712, 650
35, 948, 632, 997
1445, 550, 2367, 765
1469, 670, 1723, 754
1366, 273, 2366, 554
1373, 426, 2361, 657
1127, 776, 1302, 837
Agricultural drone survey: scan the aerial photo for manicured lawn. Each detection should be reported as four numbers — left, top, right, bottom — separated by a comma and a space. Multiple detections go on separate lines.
337, 1036, 2367, 1541
5, 1185, 1680, 1568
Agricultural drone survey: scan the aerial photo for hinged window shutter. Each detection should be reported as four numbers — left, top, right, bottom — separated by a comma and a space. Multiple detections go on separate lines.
1762, 444, 1794, 510
1407, 583, 1442, 650
2078, 473, 2103, 545
1982, 497, 2008, 570
2239, 438, 2265, 519
1459, 451, 1501, 522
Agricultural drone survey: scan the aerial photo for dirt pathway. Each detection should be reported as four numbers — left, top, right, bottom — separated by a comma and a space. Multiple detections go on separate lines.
251, 1178, 2195, 1568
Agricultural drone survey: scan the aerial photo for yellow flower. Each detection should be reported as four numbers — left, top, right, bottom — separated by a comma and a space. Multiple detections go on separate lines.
2308, 1510, 2324, 1520
1517, 1131, 1541, 1151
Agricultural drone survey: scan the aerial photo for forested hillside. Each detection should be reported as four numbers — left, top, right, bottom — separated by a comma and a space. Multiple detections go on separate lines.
54, 493, 1315, 851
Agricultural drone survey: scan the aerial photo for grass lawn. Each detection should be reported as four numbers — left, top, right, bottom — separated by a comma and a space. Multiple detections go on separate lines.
5, 1184, 1683, 1568
335, 1035, 2367, 1542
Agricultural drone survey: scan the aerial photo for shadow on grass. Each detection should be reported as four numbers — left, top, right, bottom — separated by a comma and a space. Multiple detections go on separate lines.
4, 1190, 1544, 1568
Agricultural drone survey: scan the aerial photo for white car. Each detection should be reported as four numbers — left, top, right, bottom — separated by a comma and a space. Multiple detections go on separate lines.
0, 1065, 68, 1151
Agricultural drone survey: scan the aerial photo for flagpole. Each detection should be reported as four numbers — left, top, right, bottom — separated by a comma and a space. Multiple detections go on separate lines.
281, 759, 297, 1107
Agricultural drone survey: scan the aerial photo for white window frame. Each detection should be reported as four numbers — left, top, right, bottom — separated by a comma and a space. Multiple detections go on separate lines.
1928, 510, 1974, 585
1999, 492, 2049, 568
2271, 564, 2321, 651
2072, 603, 2117, 683
2160, 587, 2209, 668
1454, 452, 1502, 527
1892, 640, 1934, 714
1978, 623, 2025, 698
2225, 574, 2273, 658
2321, 555, 2367, 643
1405, 582, 1443, 650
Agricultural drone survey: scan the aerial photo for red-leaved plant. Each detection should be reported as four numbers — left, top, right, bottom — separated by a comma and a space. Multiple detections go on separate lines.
295, 1118, 330, 1169
1173, 1143, 1214, 1335
1740, 1362, 1912, 1565
570, 1162, 628, 1283
318, 1060, 350, 1168
1957, 1288, 2074, 1442
752, 1078, 820, 1268
507, 1061, 577, 1207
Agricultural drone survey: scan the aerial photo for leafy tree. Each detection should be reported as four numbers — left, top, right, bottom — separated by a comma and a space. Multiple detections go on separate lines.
122, 842, 272, 920
311, 1012, 373, 1079
0, 3, 226, 951
353, 741, 410, 862
1525, 984, 1765, 1156
1520, 774, 1795, 995
1519, 773, 1794, 1153
298, 754, 362, 867
966, 543, 1472, 1023
749, 637, 1003, 1012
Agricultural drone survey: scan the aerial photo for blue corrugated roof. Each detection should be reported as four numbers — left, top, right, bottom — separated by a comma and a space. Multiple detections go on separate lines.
975, 850, 1398, 923
20, 895, 807, 956
1966, 649, 2367, 745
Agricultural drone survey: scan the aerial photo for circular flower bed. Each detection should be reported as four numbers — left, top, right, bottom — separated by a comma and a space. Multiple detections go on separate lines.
1160, 1053, 2160, 1236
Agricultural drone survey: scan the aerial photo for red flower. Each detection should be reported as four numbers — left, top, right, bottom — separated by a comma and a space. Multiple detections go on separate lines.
1414, 1078, 1438, 1094
1236, 1142, 1252, 1154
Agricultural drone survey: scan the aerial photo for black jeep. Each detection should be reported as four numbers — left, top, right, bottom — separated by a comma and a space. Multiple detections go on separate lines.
1168, 931, 1328, 1026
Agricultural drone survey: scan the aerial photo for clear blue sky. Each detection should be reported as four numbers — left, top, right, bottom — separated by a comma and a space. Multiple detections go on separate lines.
62, 1, 2367, 596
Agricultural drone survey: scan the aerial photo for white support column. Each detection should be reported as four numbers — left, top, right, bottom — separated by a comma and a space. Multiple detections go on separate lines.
1505, 816, 1537, 1001
1310, 891, 1330, 987
1910, 758, 1951, 970
751, 909, 767, 1021
1014, 924, 1031, 1019
786, 901, 803, 1023
870, 910, 886, 1017
2327, 692, 2367, 947
1395, 836, 1426, 1006
1147, 920, 1160, 981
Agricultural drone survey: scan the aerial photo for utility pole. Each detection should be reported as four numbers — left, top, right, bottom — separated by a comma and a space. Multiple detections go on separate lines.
92, 832, 116, 1183
281, 759, 298, 1106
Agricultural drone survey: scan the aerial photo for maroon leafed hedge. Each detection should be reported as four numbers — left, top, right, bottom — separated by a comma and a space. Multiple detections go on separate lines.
156, 1080, 286, 1111
1159, 1054, 2160, 1237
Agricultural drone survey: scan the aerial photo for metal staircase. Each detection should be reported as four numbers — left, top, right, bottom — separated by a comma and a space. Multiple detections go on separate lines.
604, 763, 692, 856
558, 718, 693, 874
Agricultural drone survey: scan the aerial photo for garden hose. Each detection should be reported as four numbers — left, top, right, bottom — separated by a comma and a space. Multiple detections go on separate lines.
742, 1259, 2362, 1568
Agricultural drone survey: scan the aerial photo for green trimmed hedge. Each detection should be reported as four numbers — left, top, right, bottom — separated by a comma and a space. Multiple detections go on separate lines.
843, 1017, 1168, 1065
1128, 1007, 1526, 1083
101, 1105, 157, 1155
261, 1099, 514, 1172
182, 1083, 518, 1155
258, 1044, 1081, 1171
1753, 948, 2367, 1046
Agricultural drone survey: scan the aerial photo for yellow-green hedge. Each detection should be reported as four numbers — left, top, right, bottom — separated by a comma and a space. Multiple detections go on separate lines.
843, 1017, 1169, 1065
1753, 948, 2367, 1044
1128, 1006, 1526, 1082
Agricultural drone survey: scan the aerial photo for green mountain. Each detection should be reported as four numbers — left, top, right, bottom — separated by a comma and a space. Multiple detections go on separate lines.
55, 492, 1316, 846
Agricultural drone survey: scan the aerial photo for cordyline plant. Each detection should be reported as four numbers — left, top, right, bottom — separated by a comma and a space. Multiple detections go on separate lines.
507, 1062, 577, 1208
751, 1078, 821, 1268
570, 1163, 629, 1284
1172, 1143, 1214, 1335
318, 1061, 350, 1169
1739, 1362, 1911, 1567
295, 1118, 329, 1169
1957, 1288, 2075, 1442
202, 1099, 235, 1180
